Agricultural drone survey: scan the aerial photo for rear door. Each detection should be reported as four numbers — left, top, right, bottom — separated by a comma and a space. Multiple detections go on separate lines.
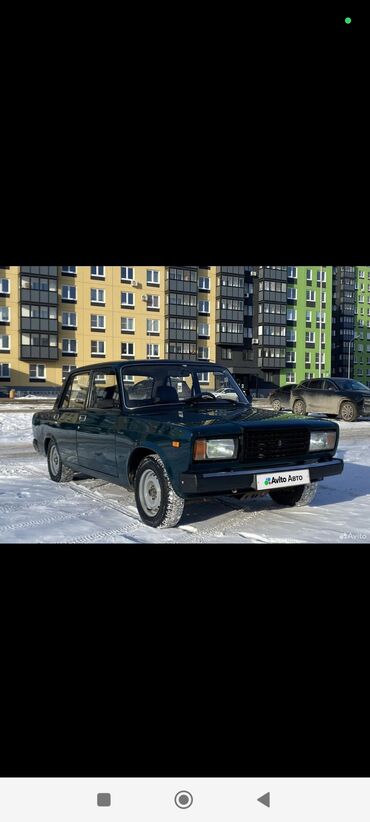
323, 379, 341, 413
76, 368, 121, 477
52, 369, 92, 467
306, 379, 326, 412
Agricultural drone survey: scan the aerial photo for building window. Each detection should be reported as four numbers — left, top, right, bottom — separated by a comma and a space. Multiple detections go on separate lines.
317, 270, 326, 283
0, 363, 10, 379
359, 270, 365, 279
198, 276, 210, 290
147, 344, 160, 359
0, 335, 10, 351
91, 340, 105, 356
62, 285, 77, 301
91, 288, 105, 304
306, 311, 312, 322
305, 354, 311, 367
147, 269, 160, 286
287, 266, 297, 279
121, 292, 135, 308
147, 294, 160, 310
306, 290, 316, 303
121, 342, 135, 358
121, 317, 135, 332
286, 372, 296, 383
0, 278, 10, 295
305, 372, 315, 380
287, 309, 297, 322
0, 307, 10, 323
147, 319, 160, 335
316, 311, 326, 323
198, 346, 209, 360
91, 266, 105, 278
62, 365, 76, 381
62, 312, 77, 328
286, 352, 296, 364
286, 329, 296, 343
198, 323, 210, 337
61, 266, 77, 275
287, 288, 297, 300
315, 353, 325, 367
30, 364, 45, 380
91, 314, 106, 330
62, 339, 77, 354
306, 269, 312, 281
198, 372, 210, 384
121, 267, 134, 282
198, 300, 210, 314
306, 332, 315, 344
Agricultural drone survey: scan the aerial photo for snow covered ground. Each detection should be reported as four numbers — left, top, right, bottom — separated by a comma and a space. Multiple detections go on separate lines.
1, 411, 370, 543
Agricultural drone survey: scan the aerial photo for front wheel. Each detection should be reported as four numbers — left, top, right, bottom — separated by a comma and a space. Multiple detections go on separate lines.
340, 401, 358, 422
271, 399, 282, 411
135, 454, 185, 528
269, 482, 318, 507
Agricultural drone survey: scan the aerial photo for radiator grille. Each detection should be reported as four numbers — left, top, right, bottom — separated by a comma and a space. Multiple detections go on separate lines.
243, 428, 310, 461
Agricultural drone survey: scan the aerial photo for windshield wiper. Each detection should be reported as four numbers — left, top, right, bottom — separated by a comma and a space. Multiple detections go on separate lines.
183, 396, 241, 407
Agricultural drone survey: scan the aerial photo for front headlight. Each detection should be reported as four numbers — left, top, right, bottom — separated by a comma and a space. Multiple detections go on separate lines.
193, 438, 238, 461
309, 431, 337, 451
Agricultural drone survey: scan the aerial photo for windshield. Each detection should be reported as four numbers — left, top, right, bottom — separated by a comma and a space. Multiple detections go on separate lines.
121, 364, 249, 409
334, 379, 370, 391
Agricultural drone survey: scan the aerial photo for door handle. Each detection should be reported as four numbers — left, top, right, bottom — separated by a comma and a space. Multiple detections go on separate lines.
79, 414, 87, 422
53, 413, 60, 420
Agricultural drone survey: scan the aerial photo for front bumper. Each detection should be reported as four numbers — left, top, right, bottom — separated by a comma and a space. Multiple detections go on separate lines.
180, 458, 344, 495
33, 438, 40, 453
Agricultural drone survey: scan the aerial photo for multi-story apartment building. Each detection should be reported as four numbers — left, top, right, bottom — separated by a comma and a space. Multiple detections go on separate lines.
331, 266, 356, 379
354, 266, 370, 385
0, 265, 215, 391
1, 263, 367, 394
280, 265, 332, 386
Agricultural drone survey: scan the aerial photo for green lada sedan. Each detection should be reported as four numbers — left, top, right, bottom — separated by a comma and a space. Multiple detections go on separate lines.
32, 361, 344, 529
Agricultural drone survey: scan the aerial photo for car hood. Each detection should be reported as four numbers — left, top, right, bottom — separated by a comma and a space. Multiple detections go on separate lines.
133, 404, 337, 434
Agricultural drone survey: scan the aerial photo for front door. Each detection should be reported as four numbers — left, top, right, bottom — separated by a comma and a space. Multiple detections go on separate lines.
76, 368, 121, 477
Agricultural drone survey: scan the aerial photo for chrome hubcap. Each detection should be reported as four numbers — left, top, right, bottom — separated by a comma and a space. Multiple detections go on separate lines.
139, 469, 162, 517
50, 444, 60, 475
295, 402, 304, 414
342, 403, 354, 420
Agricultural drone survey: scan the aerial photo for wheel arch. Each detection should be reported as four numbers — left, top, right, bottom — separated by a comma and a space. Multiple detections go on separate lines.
127, 446, 157, 488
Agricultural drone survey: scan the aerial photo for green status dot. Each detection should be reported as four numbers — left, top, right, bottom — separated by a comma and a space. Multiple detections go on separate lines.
345, 17, 352, 24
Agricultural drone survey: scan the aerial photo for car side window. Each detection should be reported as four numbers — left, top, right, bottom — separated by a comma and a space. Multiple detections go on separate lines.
309, 379, 325, 390
324, 380, 337, 391
61, 371, 91, 409
89, 369, 121, 409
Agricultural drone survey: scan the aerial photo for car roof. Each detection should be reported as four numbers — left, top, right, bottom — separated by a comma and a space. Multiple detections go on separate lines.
70, 360, 219, 373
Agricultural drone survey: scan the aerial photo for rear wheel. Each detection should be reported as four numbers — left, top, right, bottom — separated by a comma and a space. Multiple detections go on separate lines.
271, 399, 282, 411
135, 454, 185, 528
47, 439, 74, 483
293, 399, 307, 416
340, 401, 358, 422
269, 482, 318, 507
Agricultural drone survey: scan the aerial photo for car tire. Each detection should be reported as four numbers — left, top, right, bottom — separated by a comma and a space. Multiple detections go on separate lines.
340, 401, 358, 422
47, 439, 74, 483
135, 454, 185, 528
293, 399, 307, 416
271, 399, 282, 411
269, 482, 318, 507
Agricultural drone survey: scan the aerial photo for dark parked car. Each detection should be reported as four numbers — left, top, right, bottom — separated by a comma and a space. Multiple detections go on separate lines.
290, 377, 370, 422
32, 361, 343, 528
269, 383, 297, 412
